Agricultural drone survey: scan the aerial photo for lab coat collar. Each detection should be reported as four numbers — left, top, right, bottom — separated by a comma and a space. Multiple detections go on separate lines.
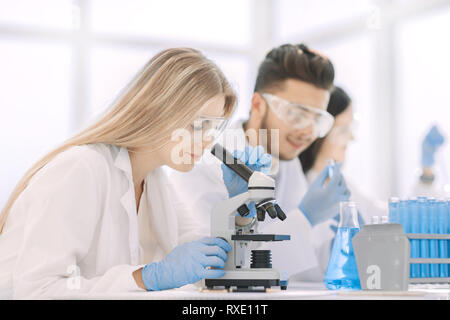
112, 145, 140, 264
112, 144, 177, 260
113, 145, 133, 176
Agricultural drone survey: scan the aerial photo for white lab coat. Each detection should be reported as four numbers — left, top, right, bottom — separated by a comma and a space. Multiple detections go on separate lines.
410, 179, 450, 198
0, 143, 203, 299
168, 119, 328, 281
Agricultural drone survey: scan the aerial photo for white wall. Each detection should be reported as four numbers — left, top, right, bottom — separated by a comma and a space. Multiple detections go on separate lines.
395, 7, 450, 197
1, 0, 450, 209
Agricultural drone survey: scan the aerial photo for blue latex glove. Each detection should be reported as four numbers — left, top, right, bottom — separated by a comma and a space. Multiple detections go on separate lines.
422, 125, 444, 167
299, 163, 351, 227
221, 145, 272, 217
330, 214, 339, 235
141, 237, 232, 291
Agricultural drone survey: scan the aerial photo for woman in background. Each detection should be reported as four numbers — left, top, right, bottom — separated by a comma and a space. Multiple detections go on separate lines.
298, 86, 386, 279
300, 86, 386, 223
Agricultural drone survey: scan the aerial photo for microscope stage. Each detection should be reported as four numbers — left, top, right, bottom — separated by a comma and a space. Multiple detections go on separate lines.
231, 234, 290, 241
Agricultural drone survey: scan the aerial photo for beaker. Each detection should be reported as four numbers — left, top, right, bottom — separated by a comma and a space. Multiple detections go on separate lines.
324, 201, 361, 290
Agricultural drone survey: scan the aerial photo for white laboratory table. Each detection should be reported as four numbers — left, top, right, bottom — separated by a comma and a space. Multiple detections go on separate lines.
62, 281, 450, 300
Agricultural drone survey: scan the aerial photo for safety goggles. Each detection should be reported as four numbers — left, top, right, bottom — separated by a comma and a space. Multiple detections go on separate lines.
261, 93, 334, 138
326, 123, 355, 146
187, 115, 229, 142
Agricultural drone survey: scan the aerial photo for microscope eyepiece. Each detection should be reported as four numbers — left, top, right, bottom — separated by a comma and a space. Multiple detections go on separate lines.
258, 200, 276, 219
256, 199, 287, 221
211, 144, 253, 182
265, 204, 278, 219
211, 144, 288, 223
274, 203, 287, 221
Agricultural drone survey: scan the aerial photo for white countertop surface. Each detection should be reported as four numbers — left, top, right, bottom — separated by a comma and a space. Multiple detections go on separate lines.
62, 281, 450, 300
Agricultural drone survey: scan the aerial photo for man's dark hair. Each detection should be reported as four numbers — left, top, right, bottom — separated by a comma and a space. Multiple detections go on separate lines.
254, 43, 335, 92
299, 86, 352, 173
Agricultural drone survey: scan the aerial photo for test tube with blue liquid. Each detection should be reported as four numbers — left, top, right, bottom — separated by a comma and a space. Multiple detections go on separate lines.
388, 197, 400, 224
328, 159, 335, 178
408, 198, 420, 278
390, 196, 450, 281
428, 198, 439, 277
399, 199, 409, 233
437, 199, 448, 278
418, 197, 429, 278
447, 199, 450, 276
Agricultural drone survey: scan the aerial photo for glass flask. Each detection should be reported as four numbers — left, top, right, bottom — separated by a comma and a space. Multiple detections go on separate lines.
324, 201, 361, 290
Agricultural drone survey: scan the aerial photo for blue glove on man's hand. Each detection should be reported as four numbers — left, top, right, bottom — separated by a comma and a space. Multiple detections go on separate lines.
141, 237, 232, 291
422, 125, 444, 167
299, 163, 351, 227
221, 145, 272, 217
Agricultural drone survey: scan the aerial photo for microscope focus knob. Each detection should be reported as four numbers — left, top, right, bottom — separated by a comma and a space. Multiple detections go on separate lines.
237, 204, 250, 217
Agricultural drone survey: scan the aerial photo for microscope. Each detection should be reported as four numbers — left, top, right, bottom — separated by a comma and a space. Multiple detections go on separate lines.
204, 144, 291, 292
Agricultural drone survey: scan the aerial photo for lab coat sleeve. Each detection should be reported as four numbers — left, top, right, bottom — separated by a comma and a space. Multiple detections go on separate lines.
256, 207, 319, 279
12, 148, 145, 299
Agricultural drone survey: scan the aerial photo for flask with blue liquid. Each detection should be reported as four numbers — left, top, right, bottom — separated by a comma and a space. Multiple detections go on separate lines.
324, 201, 361, 290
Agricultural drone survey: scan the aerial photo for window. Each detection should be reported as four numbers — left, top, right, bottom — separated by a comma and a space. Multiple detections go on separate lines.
0, 0, 76, 30
0, 39, 72, 206
87, 44, 156, 120
395, 7, 450, 196
204, 52, 253, 121
0, 0, 255, 209
90, 0, 252, 48
275, 0, 375, 41
2, 0, 450, 209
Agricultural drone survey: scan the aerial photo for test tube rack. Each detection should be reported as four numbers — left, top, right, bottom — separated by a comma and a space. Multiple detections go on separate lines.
406, 232, 450, 284
352, 224, 450, 291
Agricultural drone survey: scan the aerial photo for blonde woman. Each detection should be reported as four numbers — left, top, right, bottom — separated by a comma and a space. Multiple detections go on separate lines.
0, 48, 270, 299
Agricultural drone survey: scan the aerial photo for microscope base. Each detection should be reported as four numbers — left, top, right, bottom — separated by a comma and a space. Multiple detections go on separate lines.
204, 268, 287, 291
205, 278, 279, 290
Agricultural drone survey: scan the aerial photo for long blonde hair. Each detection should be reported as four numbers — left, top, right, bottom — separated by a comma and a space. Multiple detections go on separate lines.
0, 47, 236, 233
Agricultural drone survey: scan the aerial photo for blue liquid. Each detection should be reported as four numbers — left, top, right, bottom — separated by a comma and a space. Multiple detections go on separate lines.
388, 199, 399, 223
399, 200, 409, 233
438, 201, 448, 277
324, 227, 361, 290
447, 201, 450, 276
428, 200, 439, 277
409, 199, 420, 278
418, 199, 429, 278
